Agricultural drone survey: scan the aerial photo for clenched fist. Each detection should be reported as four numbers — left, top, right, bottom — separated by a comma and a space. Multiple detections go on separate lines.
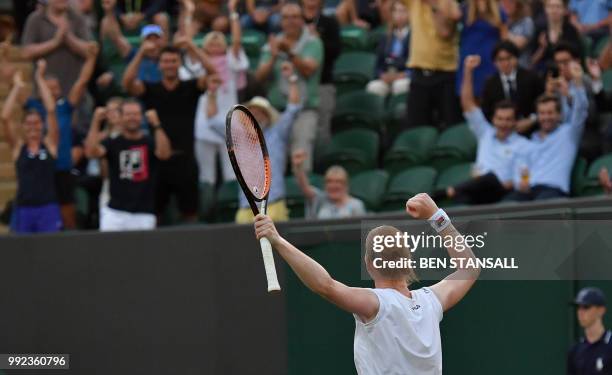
405, 193, 438, 220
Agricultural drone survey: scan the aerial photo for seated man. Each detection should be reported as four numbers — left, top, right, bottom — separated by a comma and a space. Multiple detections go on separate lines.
235, 63, 302, 223
481, 41, 544, 135
84, 101, 172, 231
432, 55, 530, 205
291, 149, 366, 219
505, 61, 589, 201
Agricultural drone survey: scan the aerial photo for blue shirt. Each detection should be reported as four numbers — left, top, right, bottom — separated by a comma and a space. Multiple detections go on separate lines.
569, 0, 612, 26
237, 104, 302, 208
464, 108, 530, 183
518, 85, 589, 193
24, 97, 74, 171
126, 48, 161, 83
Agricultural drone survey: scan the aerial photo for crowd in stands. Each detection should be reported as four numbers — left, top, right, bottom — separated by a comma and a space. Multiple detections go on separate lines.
0, 0, 611, 234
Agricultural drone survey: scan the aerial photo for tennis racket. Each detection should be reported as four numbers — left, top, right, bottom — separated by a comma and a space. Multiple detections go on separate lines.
226, 104, 281, 292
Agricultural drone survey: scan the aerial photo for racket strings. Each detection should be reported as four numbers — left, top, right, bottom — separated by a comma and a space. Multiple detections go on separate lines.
230, 111, 270, 200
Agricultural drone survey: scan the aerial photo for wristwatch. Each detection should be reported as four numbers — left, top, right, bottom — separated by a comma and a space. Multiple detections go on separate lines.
230, 12, 239, 21
288, 74, 298, 83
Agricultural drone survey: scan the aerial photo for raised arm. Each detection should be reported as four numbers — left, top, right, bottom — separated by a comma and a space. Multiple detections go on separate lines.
429, 0, 461, 39
122, 42, 151, 96
0, 71, 26, 150
84, 107, 108, 159
567, 61, 588, 139
279, 38, 321, 78
406, 193, 480, 312
291, 149, 317, 201
228, 0, 242, 57
254, 214, 380, 322
255, 36, 279, 83
36, 60, 59, 154
68, 42, 99, 106
460, 55, 480, 113
100, 1, 132, 59
145, 109, 172, 160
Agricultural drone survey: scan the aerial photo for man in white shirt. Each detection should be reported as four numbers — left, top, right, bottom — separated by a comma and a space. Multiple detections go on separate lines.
254, 193, 480, 374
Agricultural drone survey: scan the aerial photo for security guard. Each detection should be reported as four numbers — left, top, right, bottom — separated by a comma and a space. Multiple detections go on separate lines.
568, 287, 612, 374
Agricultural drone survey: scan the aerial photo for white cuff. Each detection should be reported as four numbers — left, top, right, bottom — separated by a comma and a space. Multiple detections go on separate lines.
428, 208, 451, 233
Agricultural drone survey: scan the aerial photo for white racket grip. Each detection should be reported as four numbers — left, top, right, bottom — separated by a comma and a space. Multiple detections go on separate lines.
259, 237, 281, 292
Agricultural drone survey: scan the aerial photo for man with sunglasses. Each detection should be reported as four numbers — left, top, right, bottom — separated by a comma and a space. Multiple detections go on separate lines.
568, 287, 612, 375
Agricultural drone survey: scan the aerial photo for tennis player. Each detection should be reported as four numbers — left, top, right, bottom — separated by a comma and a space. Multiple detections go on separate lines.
254, 193, 480, 374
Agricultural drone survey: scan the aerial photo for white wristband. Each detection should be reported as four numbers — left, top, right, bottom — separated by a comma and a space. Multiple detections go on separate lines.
428, 208, 451, 233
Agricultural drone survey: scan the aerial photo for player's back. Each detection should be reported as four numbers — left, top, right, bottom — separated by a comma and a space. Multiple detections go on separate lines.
353, 287, 443, 375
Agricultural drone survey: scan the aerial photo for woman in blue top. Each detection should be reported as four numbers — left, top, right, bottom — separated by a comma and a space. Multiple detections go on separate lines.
457, 0, 507, 98
1, 61, 61, 234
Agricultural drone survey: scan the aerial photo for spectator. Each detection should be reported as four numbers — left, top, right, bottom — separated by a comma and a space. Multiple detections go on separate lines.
529, 0, 582, 74
501, 0, 535, 68
95, 97, 124, 212
236, 62, 302, 223
71, 0, 97, 34
190, 1, 248, 186
335, 0, 391, 29
0, 63, 62, 234
241, 0, 284, 34
366, 0, 411, 99
567, 287, 612, 375
456, 0, 506, 98
302, 0, 341, 144
433, 55, 530, 205
123, 45, 211, 222
599, 167, 612, 194
291, 149, 366, 219
114, 0, 169, 37
85, 103, 171, 231
176, 0, 229, 37
481, 41, 544, 135
505, 61, 588, 201
569, 0, 612, 44
256, 3, 323, 172
23, 41, 98, 230
21, 0, 93, 98
404, 0, 463, 129
121, 25, 166, 83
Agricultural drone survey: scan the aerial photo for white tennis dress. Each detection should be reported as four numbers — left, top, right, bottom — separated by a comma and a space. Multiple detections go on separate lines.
353, 287, 443, 375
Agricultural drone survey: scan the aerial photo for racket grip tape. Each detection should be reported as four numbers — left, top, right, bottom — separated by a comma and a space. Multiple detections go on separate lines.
259, 237, 281, 292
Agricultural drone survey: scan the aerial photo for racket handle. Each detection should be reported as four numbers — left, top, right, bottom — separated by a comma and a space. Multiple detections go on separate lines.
259, 237, 281, 292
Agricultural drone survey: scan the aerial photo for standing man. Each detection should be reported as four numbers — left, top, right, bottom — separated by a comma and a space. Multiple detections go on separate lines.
568, 287, 612, 375
85, 101, 172, 231
404, 0, 463, 129
256, 3, 323, 172
254, 193, 480, 374
21, 0, 93, 97
123, 45, 211, 222
302, 0, 341, 144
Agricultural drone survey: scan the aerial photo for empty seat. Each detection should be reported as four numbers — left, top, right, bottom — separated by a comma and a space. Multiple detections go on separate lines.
384, 126, 439, 176
349, 169, 390, 211
430, 124, 477, 171
380, 166, 437, 212
340, 25, 369, 51
332, 91, 385, 133
333, 52, 376, 96
214, 180, 239, 223
318, 129, 380, 175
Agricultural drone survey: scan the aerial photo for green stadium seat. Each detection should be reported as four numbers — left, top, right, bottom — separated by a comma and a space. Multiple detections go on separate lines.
229, 29, 267, 61
434, 163, 473, 191
582, 36, 593, 58
285, 174, 324, 219
75, 186, 89, 226
349, 169, 390, 211
384, 126, 439, 176
198, 182, 216, 222
331, 91, 385, 133
579, 153, 612, 196
368, 25, 387, 50
430, 123, 477, 171
340, 25, 369, 51
380, 167, 437, 212
333, 52, 376, 96
594, 36, 610, 58
603, 69, 612, 93
318, 129, 380, 175
385, 93, 407, 137
215, 180, 239, 223
571, 157, 587, 196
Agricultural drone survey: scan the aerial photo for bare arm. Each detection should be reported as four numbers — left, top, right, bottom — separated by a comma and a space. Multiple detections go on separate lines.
405, 194, 480, 312
21, 26, 65, 60
36, 61, 59, 153
291, 150, 317, 201
122, 43, 149, 96
255, 36, 279, 82
228, 0, 241, 57
0, 72, 25, 150
254, 215, 380, 322
288, 55, 319, 78
84, 107, 108, 159
64, 31, 90, 59
430, 0, 461, 39
68, 42, 98, 106
145, 109, 172, 160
